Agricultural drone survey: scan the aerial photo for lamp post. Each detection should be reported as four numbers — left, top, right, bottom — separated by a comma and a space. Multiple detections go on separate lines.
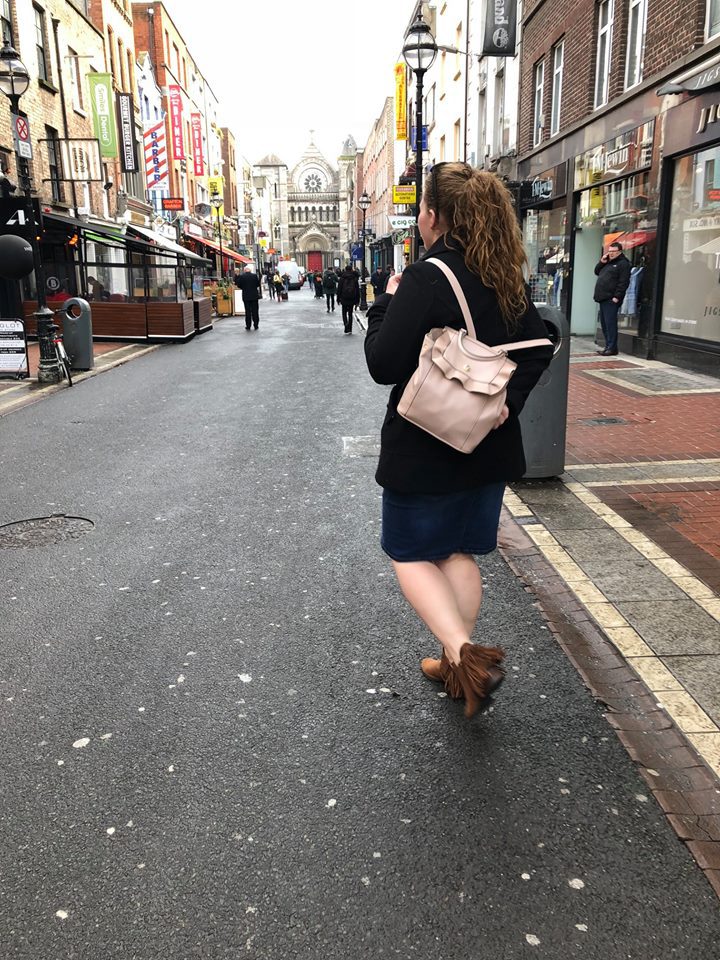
0, 40, 59, 382
358, 190, 370, 310
274, 218, 280, 259
210, 193, 224, 281
402, 11, 437, 261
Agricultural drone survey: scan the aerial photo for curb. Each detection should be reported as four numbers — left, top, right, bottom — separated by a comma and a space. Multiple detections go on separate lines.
498, 508, 720, 901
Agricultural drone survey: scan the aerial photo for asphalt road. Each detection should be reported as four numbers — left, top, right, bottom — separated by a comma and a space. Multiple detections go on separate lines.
1, 288, 719, 959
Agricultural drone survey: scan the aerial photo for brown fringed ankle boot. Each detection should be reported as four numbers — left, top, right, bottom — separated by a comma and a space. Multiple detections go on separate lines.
449, 643, 504, 718
421, 652, 463, 699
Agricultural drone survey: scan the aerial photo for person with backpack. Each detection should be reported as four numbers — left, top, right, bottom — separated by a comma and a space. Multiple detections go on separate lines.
273, 271, 285, 300
337, 264, 360, 334
322, 268, 337, 312
313, 272, 323, 298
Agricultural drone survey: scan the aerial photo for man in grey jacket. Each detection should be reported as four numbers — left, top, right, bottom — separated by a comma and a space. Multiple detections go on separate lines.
593, 241, 631, 355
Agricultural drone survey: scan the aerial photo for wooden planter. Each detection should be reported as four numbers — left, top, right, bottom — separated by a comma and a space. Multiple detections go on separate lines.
146, 300, 195, 340
216, 293, 234, 317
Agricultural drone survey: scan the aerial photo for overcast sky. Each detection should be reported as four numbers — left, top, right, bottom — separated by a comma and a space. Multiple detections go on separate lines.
163, 0, 418, 169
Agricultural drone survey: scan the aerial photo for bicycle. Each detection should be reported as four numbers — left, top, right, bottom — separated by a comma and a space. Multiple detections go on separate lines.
48, 311, 72, 387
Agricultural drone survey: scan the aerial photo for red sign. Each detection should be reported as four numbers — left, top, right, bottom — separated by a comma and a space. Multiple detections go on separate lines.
15, 117, 29, 140
190, 113, 204, 177
168, 85, 184, 160
162, 197, 184, 211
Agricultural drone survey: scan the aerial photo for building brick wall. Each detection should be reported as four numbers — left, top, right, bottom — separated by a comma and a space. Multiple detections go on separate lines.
519, 0, 711, 160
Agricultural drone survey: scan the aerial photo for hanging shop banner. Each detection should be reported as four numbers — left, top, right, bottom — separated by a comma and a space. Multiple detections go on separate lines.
57, 138, 102, 181
394, 63, 407, 141
482, 0, 517, 57
144, 119, 168, 189
168, 84, 185, 160
190, 113, 204, 177
88, 73, 118, 158
207, 175, 224, 198
116, 93, 138, 173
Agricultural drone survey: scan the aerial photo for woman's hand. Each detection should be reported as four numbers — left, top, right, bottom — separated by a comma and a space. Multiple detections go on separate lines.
385, 274, 402, 295
492, 404, 509, 430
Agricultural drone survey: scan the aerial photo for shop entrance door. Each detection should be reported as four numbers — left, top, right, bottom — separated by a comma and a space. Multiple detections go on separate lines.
307, 251, 323, 273
570, 221, 604, 335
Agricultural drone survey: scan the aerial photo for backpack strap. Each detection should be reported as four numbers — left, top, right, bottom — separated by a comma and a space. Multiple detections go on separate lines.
425, 257, 552, 353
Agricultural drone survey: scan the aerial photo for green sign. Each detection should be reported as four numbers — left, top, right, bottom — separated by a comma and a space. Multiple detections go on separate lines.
89, 73, 117, 158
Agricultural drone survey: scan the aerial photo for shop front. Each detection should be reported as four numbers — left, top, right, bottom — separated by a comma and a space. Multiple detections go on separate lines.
654, 88, 720, 372
519, 162, 569, 311
570, 120, 658, 341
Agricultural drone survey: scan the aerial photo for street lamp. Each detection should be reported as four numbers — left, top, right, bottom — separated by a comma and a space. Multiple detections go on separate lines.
358, 190, 370, 310
274, 218, 281, 259
210, 193, 224, 281
402, 11, 437, 260
0, 40, 59, 382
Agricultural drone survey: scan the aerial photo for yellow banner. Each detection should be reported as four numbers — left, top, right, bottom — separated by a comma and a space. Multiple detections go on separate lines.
207, 175, 224, 197
395, 63, 407, 141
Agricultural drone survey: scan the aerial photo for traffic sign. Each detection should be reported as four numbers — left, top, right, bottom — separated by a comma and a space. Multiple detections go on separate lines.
388, 215, 416, 229
13, 116, 32, 159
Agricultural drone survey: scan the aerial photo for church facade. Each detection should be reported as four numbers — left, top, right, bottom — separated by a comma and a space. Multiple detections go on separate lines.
254, 136, 357, 275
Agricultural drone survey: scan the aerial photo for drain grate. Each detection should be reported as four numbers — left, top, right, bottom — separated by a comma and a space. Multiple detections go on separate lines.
0, 514, 94, 549
577, 416, 628, 426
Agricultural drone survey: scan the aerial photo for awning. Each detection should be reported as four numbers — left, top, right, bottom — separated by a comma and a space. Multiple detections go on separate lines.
691, 235, 720, 255
126, 223, 210, 263
618, 230, 655, 250
43, 212, 156, 253
192, 235, 252, 263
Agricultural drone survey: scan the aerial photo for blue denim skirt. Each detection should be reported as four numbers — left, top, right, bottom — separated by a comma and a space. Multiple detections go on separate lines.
381, 482, 506, 562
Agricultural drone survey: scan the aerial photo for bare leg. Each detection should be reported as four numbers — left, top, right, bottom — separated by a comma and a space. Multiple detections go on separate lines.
436, 553, 483, 637
391, 559, 469, 665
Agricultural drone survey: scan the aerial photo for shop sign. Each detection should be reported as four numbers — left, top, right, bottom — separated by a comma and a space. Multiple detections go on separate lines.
191, 113, 204, 177
518, 162, 567, 210
58, 139, 102, 182
394, 63, 407, 141
482, 0, 517, 57
393, 184, 416, 205
683, 215, 720, 231
89, 74, 117, 158
162, 197, 184, 211
207, 175, 224, 198
574, 120, 654, 190
392, 228, 413, 243
0, 320, 27, 377
168, 85, 185, 160
388, 215, 416, 229
144, 120, 168, 188
116, 93, 138, 173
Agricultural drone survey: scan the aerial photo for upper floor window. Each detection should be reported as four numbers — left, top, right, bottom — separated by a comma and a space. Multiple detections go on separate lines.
34, 5, 50, 83
68, 47, 83, 110
550, 41, 564, 136
45, 125, 63, 202
533, 60, 544, 147
1, 0, 13, 45
625, 0, 647, 89
594, 0, 614, 108
709, 0, 720, 38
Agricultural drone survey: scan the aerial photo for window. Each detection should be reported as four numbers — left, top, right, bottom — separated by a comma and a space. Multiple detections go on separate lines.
550, 41, 563, 137
625, 0, 647, 89
68, 47, 83, 110
118, 38, 125, 89
709, 0, 720, 38
533, 60, 544, 146
45, 125, 63, 202
494, 68, 505, 152
34, 5, 49, 83
107, 27, 115, 81
1, 0, 13, 45
594, 0, 614, 108
453, 119, 461, 160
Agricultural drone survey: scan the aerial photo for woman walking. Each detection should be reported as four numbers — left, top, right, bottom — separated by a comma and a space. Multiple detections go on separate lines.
322, 268, 337, 312
364, 163, 553, 717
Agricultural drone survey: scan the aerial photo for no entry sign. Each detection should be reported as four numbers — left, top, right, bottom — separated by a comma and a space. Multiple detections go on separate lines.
13, 116, 32, 159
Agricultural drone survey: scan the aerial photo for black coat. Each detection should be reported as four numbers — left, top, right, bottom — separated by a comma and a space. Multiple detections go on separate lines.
364, 237, 553, 494
236, 272, 262, 300
593, 254, 631, 303
337, 271, 360, 306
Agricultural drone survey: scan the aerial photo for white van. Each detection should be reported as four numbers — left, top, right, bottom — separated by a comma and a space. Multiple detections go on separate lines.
276, 259, 303, 290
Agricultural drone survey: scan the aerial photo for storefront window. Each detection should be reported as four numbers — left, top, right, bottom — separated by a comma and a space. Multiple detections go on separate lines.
147, 257, 180, 301
523, 206, 567, 307
662, 146, 720, 343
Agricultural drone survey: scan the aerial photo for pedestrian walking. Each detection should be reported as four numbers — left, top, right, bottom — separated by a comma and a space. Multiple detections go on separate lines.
337, 264, 360, 334
364, 162, 553, 717
235, 264, 262, 330
273, 270, 285, 300
593, 241, 631, 356
370, 265, 384, 298
322, 268, 337, 312
313, 271, 324, 299
266, 269, 276, 300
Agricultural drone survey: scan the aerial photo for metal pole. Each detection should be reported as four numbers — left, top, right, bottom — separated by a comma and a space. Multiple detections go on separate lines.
414, 68, 425, 262
359, 207, 367, 311
216, 205, 224, 281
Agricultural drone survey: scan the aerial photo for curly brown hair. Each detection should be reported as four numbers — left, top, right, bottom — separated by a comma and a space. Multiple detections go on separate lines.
426, 162, 528, 331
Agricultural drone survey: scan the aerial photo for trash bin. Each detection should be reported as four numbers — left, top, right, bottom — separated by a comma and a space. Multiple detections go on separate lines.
60, 297, 94, 371
518, 304, 569, 479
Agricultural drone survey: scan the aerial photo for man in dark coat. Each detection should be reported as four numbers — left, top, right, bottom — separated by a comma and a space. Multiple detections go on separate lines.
593, 241, 631, 355
337, 264, 360, 334
236, 265, 262, 330
370, 266, 384, 297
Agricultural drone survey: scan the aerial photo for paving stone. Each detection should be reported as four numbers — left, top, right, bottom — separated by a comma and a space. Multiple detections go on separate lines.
528, 505, 610, 530
619, 601, 720, 656
552, 527, 644, 562
662, 657, 720, 724
666, 814, 713, 841
581, 559, 686, 601
686, 840, 720, 870
687, 790, 720, 816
